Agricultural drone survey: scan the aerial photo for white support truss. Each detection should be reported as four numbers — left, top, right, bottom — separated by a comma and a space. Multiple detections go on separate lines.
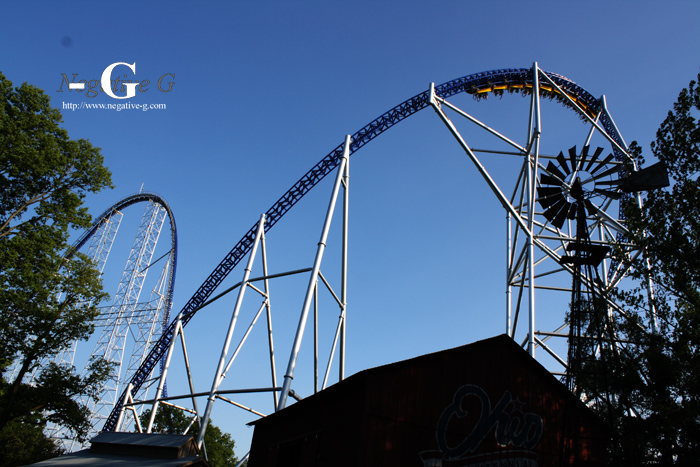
115, 136, 351, 465
83, 199, 167, 440
428, 64, 636, 375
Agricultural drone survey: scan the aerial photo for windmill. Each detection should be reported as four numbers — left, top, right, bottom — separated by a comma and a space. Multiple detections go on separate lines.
537, 146, 669, 396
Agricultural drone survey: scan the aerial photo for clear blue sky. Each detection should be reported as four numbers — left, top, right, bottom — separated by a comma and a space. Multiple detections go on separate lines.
3, 0, 700, 455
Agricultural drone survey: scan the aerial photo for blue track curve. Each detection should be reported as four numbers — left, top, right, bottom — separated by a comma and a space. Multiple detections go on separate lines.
103, 67, 624, 431
73, 192, 178, 375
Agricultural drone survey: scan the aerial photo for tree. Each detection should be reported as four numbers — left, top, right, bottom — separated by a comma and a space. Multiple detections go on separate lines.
599, 71, 700, 465
0, 419, 64, 467
140, 404, 241, 467
0, 71, 114, 455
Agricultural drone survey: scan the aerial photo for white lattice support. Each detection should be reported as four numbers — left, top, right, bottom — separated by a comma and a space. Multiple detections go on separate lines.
87, 210, 124, 276
120, 255, 173, 426
58, 211, 124, 369
85, 199, 166, 437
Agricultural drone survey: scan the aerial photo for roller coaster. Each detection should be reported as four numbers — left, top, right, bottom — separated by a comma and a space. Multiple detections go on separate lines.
60, 63, 653, 459
40, 191, 177, 448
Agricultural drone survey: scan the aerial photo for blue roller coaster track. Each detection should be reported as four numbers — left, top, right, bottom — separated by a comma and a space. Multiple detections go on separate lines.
104, 67, 624, 431
73, 191, 178, 334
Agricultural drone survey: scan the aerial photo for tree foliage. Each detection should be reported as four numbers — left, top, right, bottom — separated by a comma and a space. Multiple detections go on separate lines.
140, 404, 240, 467
0, 418, 64, 467
602, 71, 700, 465
0, 71, 113, 454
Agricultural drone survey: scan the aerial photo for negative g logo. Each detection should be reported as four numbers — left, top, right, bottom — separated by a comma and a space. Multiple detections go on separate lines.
98, 62, 138, 99
422, 384, 543, 466
58, 62, 175, 99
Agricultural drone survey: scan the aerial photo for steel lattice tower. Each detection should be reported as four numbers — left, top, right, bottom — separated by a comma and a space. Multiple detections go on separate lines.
42, 193, 178, 450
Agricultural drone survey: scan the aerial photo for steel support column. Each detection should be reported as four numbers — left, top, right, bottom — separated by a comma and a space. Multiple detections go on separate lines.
277, 135, 351, 411
526, 62, 542, 357
197, 214, 267, 448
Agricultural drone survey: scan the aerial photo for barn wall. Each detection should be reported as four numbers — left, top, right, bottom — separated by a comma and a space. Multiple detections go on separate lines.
248, 335, 607, 467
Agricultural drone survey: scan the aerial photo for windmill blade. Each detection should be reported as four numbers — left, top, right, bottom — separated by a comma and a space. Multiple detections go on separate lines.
543, 197, 570, 228
543, 197, 568, 221
540, 173, 563, 186
584, 147, 604, 172
538, 187, 563, 198
590, 154, 615, 175
556, 151, 571, 175
579, 145, 590, 171
552, 204, 571, 229
537, 187, 564, 209
546, 161, 567, 183
567, 202, 578, 220
568, 146, 578, 174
